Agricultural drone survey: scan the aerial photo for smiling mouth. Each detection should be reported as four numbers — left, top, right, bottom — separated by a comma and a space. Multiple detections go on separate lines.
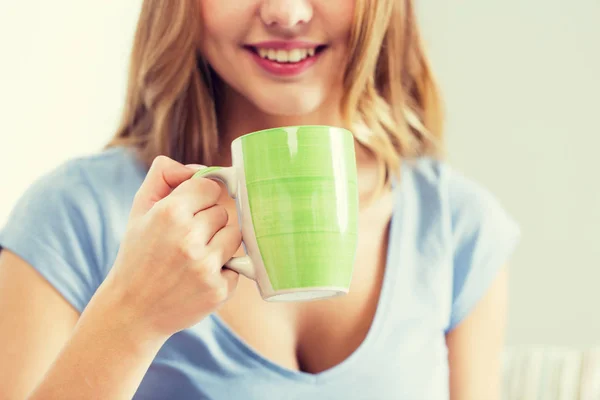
245, 45, 327, 64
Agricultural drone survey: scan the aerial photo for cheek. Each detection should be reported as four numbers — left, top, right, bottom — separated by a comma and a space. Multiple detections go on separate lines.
198, 1, 253, 47
317, 0, 355, 40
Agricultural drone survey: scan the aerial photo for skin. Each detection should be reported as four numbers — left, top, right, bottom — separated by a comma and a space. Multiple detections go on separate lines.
0, 1, 507, 399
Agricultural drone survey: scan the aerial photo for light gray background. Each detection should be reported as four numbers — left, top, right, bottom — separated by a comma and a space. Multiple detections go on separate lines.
417, 0, 600, 348
1, 1, 599, 348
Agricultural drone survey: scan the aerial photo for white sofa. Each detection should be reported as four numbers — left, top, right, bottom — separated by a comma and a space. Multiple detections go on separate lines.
503, 347, 600, 399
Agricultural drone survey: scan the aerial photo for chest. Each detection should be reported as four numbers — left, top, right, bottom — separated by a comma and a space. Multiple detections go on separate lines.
130, 182, 455, 399
215, 191, 394, 374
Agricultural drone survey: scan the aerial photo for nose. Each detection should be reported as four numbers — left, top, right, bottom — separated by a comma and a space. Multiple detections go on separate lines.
260, 0, 313, 29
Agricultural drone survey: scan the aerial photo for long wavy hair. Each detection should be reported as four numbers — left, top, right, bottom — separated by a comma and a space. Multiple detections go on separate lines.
107, 0, 444, 193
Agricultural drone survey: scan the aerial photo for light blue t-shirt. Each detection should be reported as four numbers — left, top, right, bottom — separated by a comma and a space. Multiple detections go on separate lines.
0, 147, 520, 399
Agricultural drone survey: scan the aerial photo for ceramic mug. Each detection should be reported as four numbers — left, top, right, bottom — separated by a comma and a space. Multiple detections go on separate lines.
193, 126, 359, 302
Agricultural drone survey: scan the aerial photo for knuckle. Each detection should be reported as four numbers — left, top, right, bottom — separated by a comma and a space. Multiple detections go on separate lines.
177, 239, 201, 262
191, 259, 211, 279
212, 205, 229, 226
174, 178, 195, 195
186, 177, 221, 202
156, 201, 185, 224
198, 178, 222, 199
207, 283, 229, 304
203, 250, 225, 270
152, 155, 170, 169
224, 225, 242, 244
192, 255, 232, 305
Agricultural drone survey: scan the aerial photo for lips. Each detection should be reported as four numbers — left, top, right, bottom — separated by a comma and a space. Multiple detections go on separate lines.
256, 47, 317, 63
244, 43, 327, 77
246, 45, 326, 63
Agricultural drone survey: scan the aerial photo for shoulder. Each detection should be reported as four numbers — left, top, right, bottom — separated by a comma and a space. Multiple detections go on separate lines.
400, 157, 520, 331
400, 157, 518, 236
27, 145, 148, 250
27, 146, 146, 208
65, 146, 147, 193
0, 146, 147, 311
402, 157, 500, 209
1, 145, 146, 241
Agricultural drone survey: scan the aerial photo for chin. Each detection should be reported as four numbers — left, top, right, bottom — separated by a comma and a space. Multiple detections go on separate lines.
252, 92, 324, 117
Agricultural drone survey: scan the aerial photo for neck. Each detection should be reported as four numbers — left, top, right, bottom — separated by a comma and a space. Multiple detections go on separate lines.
215, 86, 385, 203
217, 90, 345, 161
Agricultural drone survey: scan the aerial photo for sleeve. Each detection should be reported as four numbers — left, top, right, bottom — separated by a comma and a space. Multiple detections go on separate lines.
0, 161, 105, 313
445, 168, 521, 332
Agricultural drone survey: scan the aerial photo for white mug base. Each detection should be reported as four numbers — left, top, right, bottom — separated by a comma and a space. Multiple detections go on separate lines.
263, 287, 349, 302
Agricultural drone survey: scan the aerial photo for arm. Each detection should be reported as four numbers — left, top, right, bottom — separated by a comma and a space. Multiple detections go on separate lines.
0, 251, 78, 399
27, 271, 167, 400
0, 250, 164, 400
0, 157, 241, 399
446, 266, 508, 400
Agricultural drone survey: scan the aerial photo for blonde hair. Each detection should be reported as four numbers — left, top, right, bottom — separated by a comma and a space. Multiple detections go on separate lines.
108, 0, 444, 193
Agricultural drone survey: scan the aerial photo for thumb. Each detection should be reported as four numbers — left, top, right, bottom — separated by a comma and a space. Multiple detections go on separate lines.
130, 156, 203, 218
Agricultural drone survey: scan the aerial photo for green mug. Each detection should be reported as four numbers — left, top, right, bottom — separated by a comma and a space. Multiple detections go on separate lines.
193, 126, 359, 302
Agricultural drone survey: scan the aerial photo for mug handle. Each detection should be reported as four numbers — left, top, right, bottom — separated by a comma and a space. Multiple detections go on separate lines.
192, 167, 256, 280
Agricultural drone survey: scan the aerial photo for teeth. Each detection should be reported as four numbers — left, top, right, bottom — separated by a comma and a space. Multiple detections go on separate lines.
289, 49, 306, 62
255, 47, 318, 63
276, 49, 288, 62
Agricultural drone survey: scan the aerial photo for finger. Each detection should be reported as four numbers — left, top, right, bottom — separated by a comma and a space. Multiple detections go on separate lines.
163, 175, 223, 216
131, 156, 202, 218
205, 225, 242, 273
220, 267, 240, 296
191, 205, 229, 245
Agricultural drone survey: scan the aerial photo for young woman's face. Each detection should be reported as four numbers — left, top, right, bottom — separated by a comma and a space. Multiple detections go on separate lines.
199, 0, 354, 117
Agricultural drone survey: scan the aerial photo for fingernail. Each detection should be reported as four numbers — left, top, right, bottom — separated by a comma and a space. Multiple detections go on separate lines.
185, 164, 205, 170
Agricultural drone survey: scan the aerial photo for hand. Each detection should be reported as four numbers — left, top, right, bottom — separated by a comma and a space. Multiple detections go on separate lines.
102, 156, 241, 340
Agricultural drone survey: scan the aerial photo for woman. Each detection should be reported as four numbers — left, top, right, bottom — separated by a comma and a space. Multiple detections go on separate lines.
0, 0, 519, 399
